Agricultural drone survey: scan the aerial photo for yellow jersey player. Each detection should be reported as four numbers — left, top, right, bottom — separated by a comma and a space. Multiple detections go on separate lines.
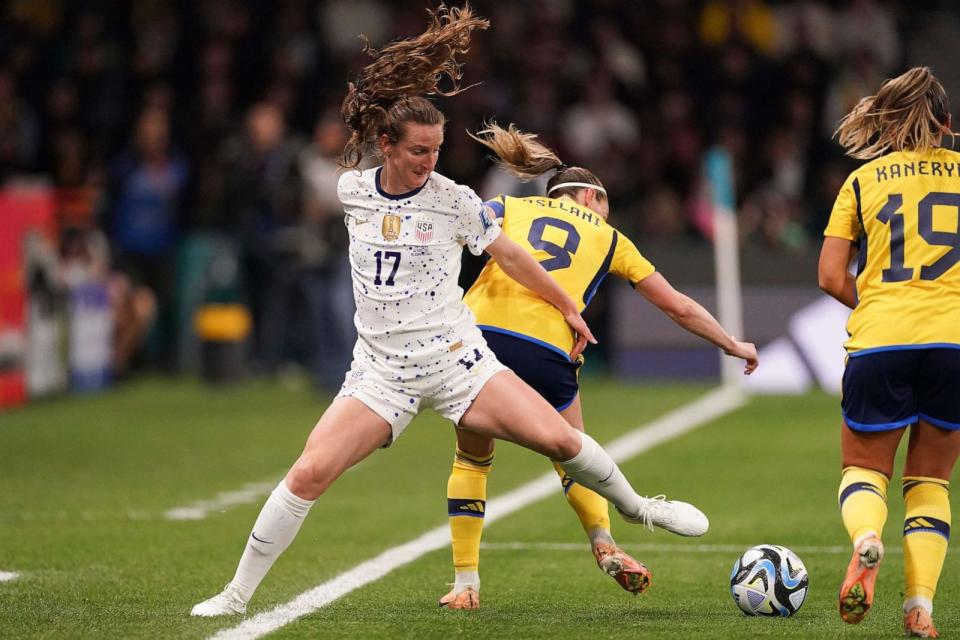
820, 66, 960, 638
439, 123, 758, 609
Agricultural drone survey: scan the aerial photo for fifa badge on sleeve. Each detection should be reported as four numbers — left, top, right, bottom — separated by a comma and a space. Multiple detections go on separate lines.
382, 214, 402, 241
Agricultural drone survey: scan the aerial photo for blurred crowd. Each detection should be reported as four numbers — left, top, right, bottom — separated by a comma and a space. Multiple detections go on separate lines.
1, 0, 958, 382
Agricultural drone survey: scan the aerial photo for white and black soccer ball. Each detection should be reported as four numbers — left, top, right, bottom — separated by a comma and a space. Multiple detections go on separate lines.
730, 544, 808, 616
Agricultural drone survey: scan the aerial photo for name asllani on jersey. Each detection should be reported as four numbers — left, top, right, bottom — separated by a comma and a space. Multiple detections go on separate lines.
531, 198, 602, 226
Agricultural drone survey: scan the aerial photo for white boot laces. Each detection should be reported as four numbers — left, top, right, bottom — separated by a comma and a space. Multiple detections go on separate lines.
638, 495, 671, 532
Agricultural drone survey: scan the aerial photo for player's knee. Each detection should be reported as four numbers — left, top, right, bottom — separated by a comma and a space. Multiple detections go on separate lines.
286, 460, 332, 500
548, 428, 582, 461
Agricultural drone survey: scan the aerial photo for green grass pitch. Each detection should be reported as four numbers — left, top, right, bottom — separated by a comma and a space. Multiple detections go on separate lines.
1, 377, 956, 638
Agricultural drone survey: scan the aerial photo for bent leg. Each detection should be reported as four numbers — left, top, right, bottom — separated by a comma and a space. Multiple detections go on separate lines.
838, 422, 903, 544
837, 421, 907, 625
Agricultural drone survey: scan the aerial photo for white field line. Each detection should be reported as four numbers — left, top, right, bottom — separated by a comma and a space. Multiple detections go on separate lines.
210, 385, 745, 640
481, 542, 932, 556
167, 463, 368, 522
166, 479, 281, 521
0, 571, 19, 582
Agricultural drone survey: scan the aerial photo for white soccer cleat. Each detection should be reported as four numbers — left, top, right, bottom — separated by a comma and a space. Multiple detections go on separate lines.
616, 495, 709, 537
190, 585, 247, 617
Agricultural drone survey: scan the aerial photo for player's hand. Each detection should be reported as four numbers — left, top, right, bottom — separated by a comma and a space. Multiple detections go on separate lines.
724, 338, 759, 375
564, 311, 597, 359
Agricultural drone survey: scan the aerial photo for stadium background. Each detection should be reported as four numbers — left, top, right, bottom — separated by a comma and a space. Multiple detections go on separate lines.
4, 0, 958, 400
2, 1, 960, 639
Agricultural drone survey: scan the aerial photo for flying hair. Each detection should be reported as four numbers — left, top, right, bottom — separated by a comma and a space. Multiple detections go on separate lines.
834, 66, 956, 160
468, 121, 563, 180
469, 121, 606, 199
339, 4, 489, 169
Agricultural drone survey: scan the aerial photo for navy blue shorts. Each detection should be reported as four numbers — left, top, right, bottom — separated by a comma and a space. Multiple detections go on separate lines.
481, 329, 581, 411
842, 347, 960, 431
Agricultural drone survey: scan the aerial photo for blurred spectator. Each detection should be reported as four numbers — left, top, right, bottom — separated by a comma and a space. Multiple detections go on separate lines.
107, 105, 188, 366
837, 0, 900, 71
60, 227, 157, 377
298, 110, 356, 390
699, 0, 777, 55
0, 66, 39, 178
0, 0, 922, 373
218, 102, 303, 371
561, 70, 640, 165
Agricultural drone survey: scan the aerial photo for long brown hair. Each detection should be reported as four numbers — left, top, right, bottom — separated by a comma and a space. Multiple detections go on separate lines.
469, 121, 606, 200
339, 4, 489, 169
835, 66, 955, 160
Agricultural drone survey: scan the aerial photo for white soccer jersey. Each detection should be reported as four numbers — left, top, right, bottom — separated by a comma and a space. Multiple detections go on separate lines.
337, 167, 501, 376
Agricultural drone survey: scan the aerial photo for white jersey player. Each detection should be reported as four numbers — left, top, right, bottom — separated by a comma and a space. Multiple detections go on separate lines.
192, 6, 708, 617
336, 166, 507, 442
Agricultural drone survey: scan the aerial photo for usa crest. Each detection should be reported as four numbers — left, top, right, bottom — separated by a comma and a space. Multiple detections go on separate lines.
415, 220, 434, 243
381, 214, 401, 241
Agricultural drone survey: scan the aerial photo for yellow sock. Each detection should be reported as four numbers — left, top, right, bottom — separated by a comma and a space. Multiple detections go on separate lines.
553, 462, 610, 536
447, 447, 493, 576
903, 477, 951, 603
838, 466, 889, 544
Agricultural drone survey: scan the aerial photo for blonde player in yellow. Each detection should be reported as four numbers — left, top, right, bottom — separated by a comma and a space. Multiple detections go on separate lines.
439, 123, 759, 609
820, 66, 960, 638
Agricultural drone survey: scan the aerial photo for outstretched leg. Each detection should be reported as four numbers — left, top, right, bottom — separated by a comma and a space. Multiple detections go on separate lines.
191, 397, 391, 616
459, 371, 708, 536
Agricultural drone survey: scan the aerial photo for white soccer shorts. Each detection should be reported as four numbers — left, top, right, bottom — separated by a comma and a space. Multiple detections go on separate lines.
335, 338, 507, 445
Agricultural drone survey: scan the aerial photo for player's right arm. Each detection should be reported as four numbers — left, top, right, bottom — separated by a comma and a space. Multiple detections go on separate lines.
634, 273, 759, 375
818, 237, 858, 309
819, 174, 861, 310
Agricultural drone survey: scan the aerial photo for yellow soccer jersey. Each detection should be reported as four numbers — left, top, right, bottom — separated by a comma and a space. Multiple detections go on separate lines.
465, 195, 655, 358
824, 147, 960, 354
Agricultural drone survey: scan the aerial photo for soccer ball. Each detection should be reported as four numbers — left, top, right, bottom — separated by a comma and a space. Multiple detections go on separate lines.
730, 544, 809, 616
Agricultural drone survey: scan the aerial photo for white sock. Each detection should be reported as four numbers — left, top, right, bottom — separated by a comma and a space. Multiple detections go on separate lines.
904, 595, 933, 614
587, 528, 615, 548
454, 570, 480, 594
558, 432, 641, 517
229, 480, 314, 603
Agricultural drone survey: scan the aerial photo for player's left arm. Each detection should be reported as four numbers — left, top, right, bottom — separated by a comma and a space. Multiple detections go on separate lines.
484, 232, 597, 357
635, 272, 758, 375
818, 236, 858, 309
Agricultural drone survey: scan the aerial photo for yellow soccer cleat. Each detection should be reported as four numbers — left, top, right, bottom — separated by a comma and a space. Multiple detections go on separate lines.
593, 542, 651, 595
